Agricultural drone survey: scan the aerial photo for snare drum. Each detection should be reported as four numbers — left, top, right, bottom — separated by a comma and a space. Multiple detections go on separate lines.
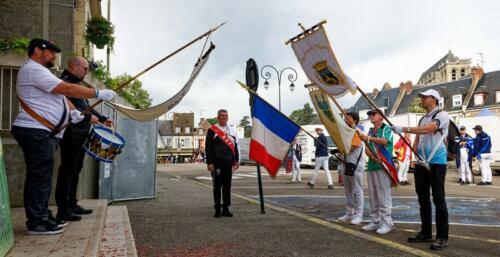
83, 125, 126, 163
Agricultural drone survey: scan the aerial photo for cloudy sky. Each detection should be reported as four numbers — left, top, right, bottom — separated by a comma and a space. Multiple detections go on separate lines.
95, 0, 500, 125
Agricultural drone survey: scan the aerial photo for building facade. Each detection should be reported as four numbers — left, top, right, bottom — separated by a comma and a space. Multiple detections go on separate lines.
417, 50, 472, 85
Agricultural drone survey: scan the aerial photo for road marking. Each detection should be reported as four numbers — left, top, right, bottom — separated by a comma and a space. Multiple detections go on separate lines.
395, 228, 500, 244
189, 179, 439, 257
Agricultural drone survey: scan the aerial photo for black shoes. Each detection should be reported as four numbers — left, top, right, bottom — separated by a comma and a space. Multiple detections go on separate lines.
327, 185, 334, 190
72, 205, 93, 215
407, 232, 433, 243
430, 238, 449, 250
57, 209, 82, 221
27, 220, 63, 235
48, 209, 67, 228
214, 208, 221, 218
306, 181, 314, 189
477, 181, 488, 186
221, 208, 233, 217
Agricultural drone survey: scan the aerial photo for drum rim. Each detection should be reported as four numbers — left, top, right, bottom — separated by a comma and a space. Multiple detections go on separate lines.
92, 125, 126, 147
83, 145, 114, 163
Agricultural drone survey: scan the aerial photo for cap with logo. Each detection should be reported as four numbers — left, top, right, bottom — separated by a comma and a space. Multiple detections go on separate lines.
28, 38, 61, 53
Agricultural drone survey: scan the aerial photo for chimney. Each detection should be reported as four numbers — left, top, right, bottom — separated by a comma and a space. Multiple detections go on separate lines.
471, 66, 484, 83
405, 80, 413, 95
372, 88, 379, 99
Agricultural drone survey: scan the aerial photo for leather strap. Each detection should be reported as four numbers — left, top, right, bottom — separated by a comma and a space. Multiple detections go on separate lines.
18, 97, 55, 130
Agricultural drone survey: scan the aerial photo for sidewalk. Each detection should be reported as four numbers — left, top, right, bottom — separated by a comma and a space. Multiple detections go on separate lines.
118, 170, 420, 257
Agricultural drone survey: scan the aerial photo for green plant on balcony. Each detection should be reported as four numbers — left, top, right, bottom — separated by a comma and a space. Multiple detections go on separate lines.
0, 37, 30, 54
85, 17, 115, 49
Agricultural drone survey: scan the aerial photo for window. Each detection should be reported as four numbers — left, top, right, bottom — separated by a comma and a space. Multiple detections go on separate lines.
180, 139, 185, 147
438, 97, 444, 109
199, 129, 204, 134
496, 91, 500, 103
175, 127, 180, 133
451, 69, 456, 80
166, 138, 172, 147
185, 138, 190, 147
474, 94, 484, 106
460, 68, 465, 77
383, 97, 390, 107
185, 127, 190, 134
452, 94, 462, 107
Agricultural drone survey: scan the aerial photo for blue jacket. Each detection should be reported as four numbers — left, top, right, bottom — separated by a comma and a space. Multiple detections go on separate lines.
315, 133, 329, 157
473, 131, 491, 158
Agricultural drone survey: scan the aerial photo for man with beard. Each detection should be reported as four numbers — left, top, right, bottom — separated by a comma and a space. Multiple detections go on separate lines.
11, 39, 116, 235
55, 56, 113, 222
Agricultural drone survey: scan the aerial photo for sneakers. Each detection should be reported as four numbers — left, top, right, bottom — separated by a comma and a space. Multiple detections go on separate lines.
72, 205, 93, 215
306, 181, 314, 189
48, 210, 67, 228
337, 214, 351, 222
486, 182, 493, 185
430, 238, 449, 250
408, 232, 433, 243
27, 220, 64, 235
477, 181, 488, 186
376, 225, 392, 234
459, 181, 465, 185
350, 216, 363, 225
327, 185, 334, 190
221, 208, 233, 217
362, 222, 379, 231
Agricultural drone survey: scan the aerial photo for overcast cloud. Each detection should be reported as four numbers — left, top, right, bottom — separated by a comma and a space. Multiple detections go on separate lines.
94, 0, 500, 125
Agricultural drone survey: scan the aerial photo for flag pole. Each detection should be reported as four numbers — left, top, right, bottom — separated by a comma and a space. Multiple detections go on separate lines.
316, 85, 398, 185
237, 81, 346, 165
355, 84, 423, 161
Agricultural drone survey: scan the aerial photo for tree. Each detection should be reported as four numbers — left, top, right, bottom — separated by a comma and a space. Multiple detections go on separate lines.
239, 115, 252, 138
408, 97, 426, 113
289, 103, 317, 125
206, 117, 218, 125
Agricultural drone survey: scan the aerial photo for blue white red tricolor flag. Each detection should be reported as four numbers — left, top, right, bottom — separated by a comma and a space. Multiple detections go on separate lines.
371, 136, 399, 186
249, 96, 300, 177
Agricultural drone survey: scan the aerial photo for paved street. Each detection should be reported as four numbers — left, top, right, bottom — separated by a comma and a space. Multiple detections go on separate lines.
118, 163, 500, 257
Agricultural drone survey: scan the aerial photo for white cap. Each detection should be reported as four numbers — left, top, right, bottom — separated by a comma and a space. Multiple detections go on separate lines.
418, 89, 441, 100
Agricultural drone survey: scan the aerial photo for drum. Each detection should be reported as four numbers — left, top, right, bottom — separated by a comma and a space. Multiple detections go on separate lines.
83, 125, 126, 163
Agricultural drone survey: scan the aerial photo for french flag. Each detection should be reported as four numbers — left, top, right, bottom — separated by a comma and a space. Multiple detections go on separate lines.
250, 96, 300, 177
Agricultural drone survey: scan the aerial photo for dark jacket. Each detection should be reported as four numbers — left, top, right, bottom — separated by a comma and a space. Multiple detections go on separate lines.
205, 127, 239, 165
294, 143, 302, 162
314, 133, 329, 157
60, 70, 107, 134
473, 131, 491, 157
455, 134, 473, 163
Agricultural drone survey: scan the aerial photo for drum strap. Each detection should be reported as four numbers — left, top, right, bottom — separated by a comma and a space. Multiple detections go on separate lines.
209, 125, 236, 156
18, 97, 67, 136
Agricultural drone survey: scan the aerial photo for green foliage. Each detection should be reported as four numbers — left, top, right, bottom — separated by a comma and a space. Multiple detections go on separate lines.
0, 37, 30, 54
239, 115, 252, 138
408, 97, 426, 113
290, 103, 318, 125
85, 17, 115, 50
206, 118, 218, 125
91, 61, 152, 109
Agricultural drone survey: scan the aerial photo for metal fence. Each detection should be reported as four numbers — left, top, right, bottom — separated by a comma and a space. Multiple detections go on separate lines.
0, 67, 19, 133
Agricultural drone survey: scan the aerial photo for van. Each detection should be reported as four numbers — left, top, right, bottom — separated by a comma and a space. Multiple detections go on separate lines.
297, 125, 338, 169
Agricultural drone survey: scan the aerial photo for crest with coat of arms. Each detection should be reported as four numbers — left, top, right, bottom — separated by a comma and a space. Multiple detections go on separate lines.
313, 61, 345, 86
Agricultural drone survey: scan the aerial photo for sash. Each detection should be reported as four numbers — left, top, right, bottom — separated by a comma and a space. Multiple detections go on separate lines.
18, 97, 68, 136
369, 127, 399, 186
210, 125, 236, 156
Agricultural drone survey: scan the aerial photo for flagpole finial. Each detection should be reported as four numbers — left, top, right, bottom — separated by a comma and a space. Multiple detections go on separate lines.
298, 22, 306, 31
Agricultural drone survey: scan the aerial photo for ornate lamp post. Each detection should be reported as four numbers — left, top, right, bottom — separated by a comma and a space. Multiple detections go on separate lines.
260, 65, 298, 111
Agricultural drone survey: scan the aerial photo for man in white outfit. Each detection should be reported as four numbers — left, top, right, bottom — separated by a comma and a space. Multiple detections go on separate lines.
338, 113, 365, 225
307, 128, 334, 190
473, 125, 493, 185
291, 139, 302, 182
455, 126, 473, 185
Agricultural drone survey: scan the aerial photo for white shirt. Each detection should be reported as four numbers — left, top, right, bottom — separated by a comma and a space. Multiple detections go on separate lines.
13, 59, 69, 138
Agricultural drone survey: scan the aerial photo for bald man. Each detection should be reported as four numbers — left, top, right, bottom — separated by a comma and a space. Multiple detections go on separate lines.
55, 56, 112, 222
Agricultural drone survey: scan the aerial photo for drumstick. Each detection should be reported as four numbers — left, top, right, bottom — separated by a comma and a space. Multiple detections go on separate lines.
96, 121, 116, 136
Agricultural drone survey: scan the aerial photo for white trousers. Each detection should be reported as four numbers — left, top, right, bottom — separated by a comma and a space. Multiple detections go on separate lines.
292, 155, 301, 181
460, 161, 472, 182
367, 171, 393, 227
311, 156, 333, 185
397, 159, 410, 182
479, 153, 493, 183
340, 166, 364, 219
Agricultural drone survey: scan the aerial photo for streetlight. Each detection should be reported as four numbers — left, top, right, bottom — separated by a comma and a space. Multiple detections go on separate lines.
260, 65, 298, 111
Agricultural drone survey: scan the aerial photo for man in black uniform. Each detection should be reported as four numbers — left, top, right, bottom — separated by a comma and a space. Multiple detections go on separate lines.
55, 56, 112, 221
205, 109, 239, 217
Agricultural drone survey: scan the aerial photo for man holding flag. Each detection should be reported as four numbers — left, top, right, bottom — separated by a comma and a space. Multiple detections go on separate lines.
358, 109, 394, 235
205, 109, 240, 218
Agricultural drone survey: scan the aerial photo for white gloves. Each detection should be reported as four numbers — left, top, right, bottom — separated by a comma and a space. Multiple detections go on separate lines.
390, 125, 403, 134
70, 110, 84, 124
96, 89, 117, 101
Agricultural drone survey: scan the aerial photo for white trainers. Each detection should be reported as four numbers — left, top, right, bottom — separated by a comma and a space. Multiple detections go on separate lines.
376, 225, 392, 234
338, 214, 351, 222
362, 222, 380, 231
350, 216, 363, 225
